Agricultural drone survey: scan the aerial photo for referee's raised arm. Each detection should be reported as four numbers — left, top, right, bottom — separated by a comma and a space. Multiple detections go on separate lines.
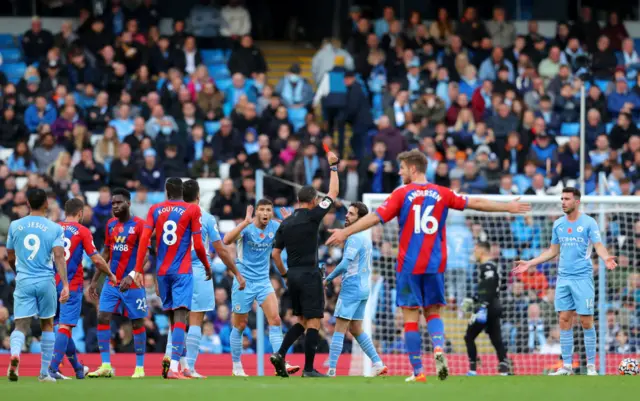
326, 151, 340, 200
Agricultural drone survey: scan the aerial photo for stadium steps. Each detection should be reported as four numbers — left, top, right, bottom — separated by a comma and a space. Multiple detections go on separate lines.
259, 42, 316, 87
442, 310, 493, 354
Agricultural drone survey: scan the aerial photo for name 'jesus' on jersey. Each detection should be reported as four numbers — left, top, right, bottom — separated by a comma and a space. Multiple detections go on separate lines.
146, 200, 202, 276
58, 221, 98, 291
375, 182, 468, 274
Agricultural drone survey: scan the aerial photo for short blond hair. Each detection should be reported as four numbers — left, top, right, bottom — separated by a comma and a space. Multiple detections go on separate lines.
397, 149, 427, 173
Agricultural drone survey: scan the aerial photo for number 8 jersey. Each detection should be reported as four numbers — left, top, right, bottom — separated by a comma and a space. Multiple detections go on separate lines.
58, 221, 98, 291
145, 200, 203, 276
374, 182, 467, 275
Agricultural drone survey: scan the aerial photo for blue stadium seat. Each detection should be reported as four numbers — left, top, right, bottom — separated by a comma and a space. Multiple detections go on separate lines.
501, 248, 518, 259
0, 48, 22, 63
223, 102, 233, 116
215, 77, 232, 91
208, 64, 230, 80
560, 123, 580, 136
288, 107, 307, 131
594, 79, 609, 93
0, 34, 15, 48
629, 79, 637, 88
606, 122, 614, 133
201, 49, 225, 64
634, 39, 640, 52
521, 248, 542, 261
1, 62, 27, 84
205, 121, 220, 136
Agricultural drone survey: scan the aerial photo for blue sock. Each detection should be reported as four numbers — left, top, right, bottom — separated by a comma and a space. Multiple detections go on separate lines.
171, 323, 186, 362
230, 327, 242, 363
133, 327, 146, 368
268, 326, 283, 353
356, 333, 382, 365
584, 327, 597, 366
186, 326, 202, 370
10, 330, 25, 357
51, 327, 71, 371
426, 314, 445, 350
165, 329, 172, 358
65, 337, 83, 371
560, 329, 574, 366
97, 324, 111, 364
328, 332, 345, 369
40, 331, 55, 376
404, 322, 423, 375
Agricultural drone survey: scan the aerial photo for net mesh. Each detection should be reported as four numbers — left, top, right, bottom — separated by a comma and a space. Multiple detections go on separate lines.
360, 195, 640, 376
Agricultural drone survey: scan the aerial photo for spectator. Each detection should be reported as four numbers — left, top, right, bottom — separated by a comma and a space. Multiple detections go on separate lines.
52, 105, 84, 143
562, 38, 586, 73
488, 103, 518, 143
136, 148, 164, 192
228, 35, 267, 78
170, 19, 190, 52
528, 132, 558, 174
0, 107, 28, 148
108, 103, 135, 141
602, 11, 629, 52
124, 19, 146, 46
292, 142, 329, 186
374, 115, 407, 160
359, 140, 397, 194
136, 0, 160, 32
343, 71, 373, 159
384, 90, 412, 129
456, 7, 488, 49
162, 143, 188, 178
197, 81, 224, 122
554, 85, 580, 124
6, 140, 37, 176
524, 173, 549, 195
149, 36, 177, 77
589, 134, 612, 168
313, 56, 348, 134
32, 132, 63, 173
94, 126, 120, 166
570, 6, 601, 53
558, 137, 582, 179
380, 20, 406, 55
104, 0, 127, 36
109, 143, 138, 191
374, 6, 395, 38
276, 64, 314, 109
129, 65, 156, 104
123, 116, 150, 154
412, 87, 446, 123
188, 0, 221, 47
191, 145, 219, 178
592, 35, 618, 80
608, 79, 640, 119
54, 20, 78, 55
460, 160, 488, 194
550, 22, 570, 50
226, 73, 257, 106
485, 7, 515, 49
471, 79, 493, 120
430, 8, 455, 48
73, 148, 107, 192
21, 16, 54, 65
145, 104, 178, 139
67, 50, 99, 91
210, 178, 244, 220
130, 186, 151, 219
312, 38, 354, 84
479, 47, 514, 83
220, 0, 251, 42
24, 95, 57, 133
86, 91, 111, 133
610, 330, 637, 353
176, 36, 202, 76
537, 46, 562, 84
211, 118, 242, 163
610, 112, 640, 150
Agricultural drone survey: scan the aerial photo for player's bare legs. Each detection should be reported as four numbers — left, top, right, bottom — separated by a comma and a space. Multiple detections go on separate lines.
348, 321, 386, 376
424, 305, 448, 380
88, 312, 114, 378
7, 318, 30, 381
131, 318, 146, 378
402, 308, 425, 383
183, 311, 206, 378
167, 308, 190, 379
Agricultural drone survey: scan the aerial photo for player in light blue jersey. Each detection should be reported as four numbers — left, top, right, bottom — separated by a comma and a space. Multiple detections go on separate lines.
514, 188, 617, 376
223, 199, 296, 376
6, 189, 69, 383
325, 202, 387, 377
162, 180, 245, 378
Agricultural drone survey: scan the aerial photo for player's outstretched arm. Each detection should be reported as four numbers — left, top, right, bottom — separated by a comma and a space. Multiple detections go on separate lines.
512, 244, 560, 273
223, 205, 253, 245
467, 197, 531, 214
326, 212, 381, 246
594, 242, 617, 270
53, 246, 70, 304
327, 151, 340, 200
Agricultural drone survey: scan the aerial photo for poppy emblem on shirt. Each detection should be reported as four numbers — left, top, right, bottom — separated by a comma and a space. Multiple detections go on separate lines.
567, 228, 573, 233
259, 233, 265, 239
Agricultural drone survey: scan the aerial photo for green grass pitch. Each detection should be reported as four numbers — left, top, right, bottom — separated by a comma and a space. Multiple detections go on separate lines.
2, 376, 638, 401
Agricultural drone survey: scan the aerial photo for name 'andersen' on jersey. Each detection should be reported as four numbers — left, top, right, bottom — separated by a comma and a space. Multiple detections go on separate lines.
374, 183, 468, 275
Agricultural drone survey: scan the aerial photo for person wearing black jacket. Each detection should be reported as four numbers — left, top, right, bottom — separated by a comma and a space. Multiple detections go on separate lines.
358, 140, 397, 195
343, 71, 373, 159
21, 17, 54, 65
0, 107, 29, 148
227, 36, 267, 78
464, 242, 511, 376
109, 143, 138, 190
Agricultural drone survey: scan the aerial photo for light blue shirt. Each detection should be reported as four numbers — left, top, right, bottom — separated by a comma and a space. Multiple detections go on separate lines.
446, 223, 474, 271
551, 213, 602, 279
6, 215, 64, 282
236, 220, 280, 281
192, 208, 221, 273
326, 231, 372, 301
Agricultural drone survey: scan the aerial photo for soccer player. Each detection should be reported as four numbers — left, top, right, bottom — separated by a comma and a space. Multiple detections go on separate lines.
162, 179, 245, 378
326, 149, 530, 382
513, 187, 616, 376
134, 178, 217, 380
325, 202, 387, 377
87, 188, 149, 379
50, 198, 117, 380
6, 189, 69, 382
222, 199, 298, 377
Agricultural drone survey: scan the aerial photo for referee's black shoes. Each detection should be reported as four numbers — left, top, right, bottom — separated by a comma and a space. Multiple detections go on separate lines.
270, 353, 289, 378
302, 370, 328, 378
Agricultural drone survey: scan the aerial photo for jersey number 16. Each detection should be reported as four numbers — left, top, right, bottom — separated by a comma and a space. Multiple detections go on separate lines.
412, 205, 439, 235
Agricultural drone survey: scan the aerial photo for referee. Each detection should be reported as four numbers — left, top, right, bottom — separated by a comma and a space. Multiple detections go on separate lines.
270, 151, 340, 378
464, 241, 512, 376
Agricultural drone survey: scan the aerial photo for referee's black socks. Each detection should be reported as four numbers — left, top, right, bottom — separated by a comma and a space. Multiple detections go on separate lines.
278, 323, 305, 356
304, 328, 320, 372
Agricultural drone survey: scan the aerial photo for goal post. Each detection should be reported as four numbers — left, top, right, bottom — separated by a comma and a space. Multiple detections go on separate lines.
360, 193, 640, 376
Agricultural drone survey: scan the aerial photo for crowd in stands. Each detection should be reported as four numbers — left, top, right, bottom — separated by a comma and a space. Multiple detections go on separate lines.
0, 1, 638, 362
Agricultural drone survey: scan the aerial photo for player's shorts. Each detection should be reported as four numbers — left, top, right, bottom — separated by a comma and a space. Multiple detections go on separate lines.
396, 271, 446, 308
231, 277, 274, 314
334, 298, 367, 321
555, 277, 595, 315
191, 268, 214, 312
55, 284, 83, 326
157, 273, 193, 311
99, 283, 148, 320
13, 277, 57, 319
287, 268, 324, 319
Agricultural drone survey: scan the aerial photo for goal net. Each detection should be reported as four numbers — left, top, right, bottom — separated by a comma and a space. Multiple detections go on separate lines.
358, 194, 640, 376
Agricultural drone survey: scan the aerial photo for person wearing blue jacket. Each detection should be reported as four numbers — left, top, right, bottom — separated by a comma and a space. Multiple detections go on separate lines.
607, 78, 640, 118
24, 95, 57, 132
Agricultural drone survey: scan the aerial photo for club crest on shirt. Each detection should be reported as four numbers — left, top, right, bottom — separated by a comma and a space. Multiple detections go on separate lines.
268, 232, 274, 239
577, 226, 584, 233
129, 227, 136, 235
234, 304, 241, 312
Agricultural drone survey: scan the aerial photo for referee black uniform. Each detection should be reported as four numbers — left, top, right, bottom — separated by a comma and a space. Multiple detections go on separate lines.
464, 244, 511, 375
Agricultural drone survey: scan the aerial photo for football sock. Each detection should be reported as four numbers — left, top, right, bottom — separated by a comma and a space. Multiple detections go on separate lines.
426, 314, 445, 350
180, 345, 188, 370
164, 329, 172, 358
304, 328, 320, 372
40, 331, 55, 376
97, 324, 111, 364
51, 327, 71, 371
268, 325, 283, 353
133, 326, 146, 368
356, 333, 382, 364
560, 329, 574, 367
405, 322, 423, 375
584, 327, 597, 366
65, 337, 83, 371
186, 326, 202, 371
230, 327, 242, 363
328, 332, 344, 369
10, 330, 25, 357
170, 322, 186, 371
277, 323, 305, 356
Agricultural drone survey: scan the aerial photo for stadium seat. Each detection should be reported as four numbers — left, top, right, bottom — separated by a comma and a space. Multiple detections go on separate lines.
197, 177, 222, 194
85, 191, 100, 207
215, 77, 232, 91
0, 148, 13, 161
0, 34, 15, 48
1, 62, 27, 84
288, 107, 307, 131
200, 191, 215, 210
521, 248, 542, 261
156, 77, 166, 91
205, 121, 220, 136
0, 48, 22, 63
218, 162, 230, 179
606, 122, 614, 133
560, 123, 580, 136
90, 134, 103, 146
501, 248, 518, 259
223, 102, 233, 116
218, 219, 236, 234
594, 79, 609, 93
201, 49, 225, 64
208, 64, 230, 81
28, 134, 38, 148
15, 176, 27, 190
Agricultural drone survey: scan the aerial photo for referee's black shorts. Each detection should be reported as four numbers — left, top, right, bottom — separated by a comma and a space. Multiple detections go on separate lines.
287, 268, 324, 319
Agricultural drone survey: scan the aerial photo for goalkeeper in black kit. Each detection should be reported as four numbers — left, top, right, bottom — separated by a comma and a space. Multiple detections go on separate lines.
463, 242, 512, 376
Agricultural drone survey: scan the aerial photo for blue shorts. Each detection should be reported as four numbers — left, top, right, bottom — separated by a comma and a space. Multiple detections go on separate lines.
555, 277, 595, 315
334, 298, 367, 320
99, 283, 148, 320
55, 285, 83, 326
396, 272, 446, 308
14, 278, 57, 319
157, 273, 193, 311
231, 278, 274, 314
191, 269, 214, 312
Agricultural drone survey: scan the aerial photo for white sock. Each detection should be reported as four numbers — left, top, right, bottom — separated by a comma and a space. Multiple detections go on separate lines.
233, 361, 243, 370
170, 360, 179, 372
180, 357, 188, 370
373, 361, 384, 368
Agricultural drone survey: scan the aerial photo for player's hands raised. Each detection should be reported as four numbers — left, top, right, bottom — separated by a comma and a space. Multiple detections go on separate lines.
512, 260, 531, 274
325, 228, 347, 246
60, 285, 70, 304
280, 207, 291, 220
507, 197, 532, 214
236, 274, 246, 290
327, 151, 339, 166
244, 205, 254, 223
120, 276, 134, 292
605, 255, 617, 270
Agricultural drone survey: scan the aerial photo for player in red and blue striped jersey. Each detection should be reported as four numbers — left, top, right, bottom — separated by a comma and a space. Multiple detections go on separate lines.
49, 198, 116, 380
88, 188, 149, 379
326, 149, 530, 383
133, 178, 211, 380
